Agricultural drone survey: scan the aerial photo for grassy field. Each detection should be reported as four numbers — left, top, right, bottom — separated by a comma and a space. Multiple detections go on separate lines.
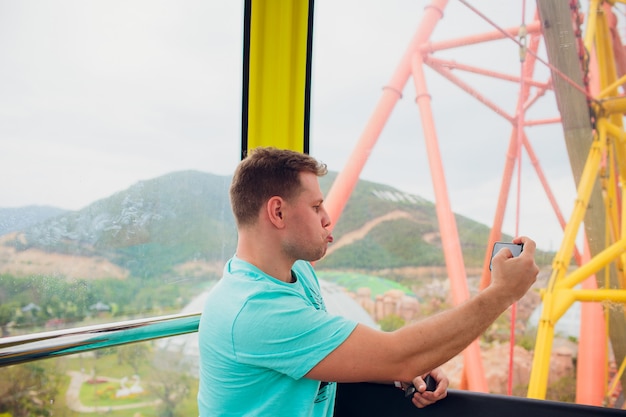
55, 348, 199, 417
317, 270, 415, 298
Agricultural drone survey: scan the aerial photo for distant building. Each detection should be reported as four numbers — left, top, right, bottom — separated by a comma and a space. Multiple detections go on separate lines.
21, 302, 41, 313
89, 301, 111, 312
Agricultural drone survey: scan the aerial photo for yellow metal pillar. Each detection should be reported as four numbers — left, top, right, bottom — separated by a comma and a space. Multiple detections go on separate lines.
241, 0, 314, 156
529, 2, 626, 401
528, 124, 606, 398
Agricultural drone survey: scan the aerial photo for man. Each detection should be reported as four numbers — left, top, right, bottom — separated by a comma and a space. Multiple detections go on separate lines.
198, 147, 539, 416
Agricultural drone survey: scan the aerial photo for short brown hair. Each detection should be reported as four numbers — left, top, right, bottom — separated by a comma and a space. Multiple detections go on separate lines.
230, 147, 328, 226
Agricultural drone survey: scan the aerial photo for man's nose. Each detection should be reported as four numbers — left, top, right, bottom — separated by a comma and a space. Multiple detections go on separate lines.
321, 208, 331, 228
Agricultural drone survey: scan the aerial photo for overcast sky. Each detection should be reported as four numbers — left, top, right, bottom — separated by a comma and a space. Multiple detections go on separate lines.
0, 1, 599, 251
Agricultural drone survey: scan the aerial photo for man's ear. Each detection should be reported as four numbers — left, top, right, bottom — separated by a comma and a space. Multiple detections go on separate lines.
267, 196, 286, 228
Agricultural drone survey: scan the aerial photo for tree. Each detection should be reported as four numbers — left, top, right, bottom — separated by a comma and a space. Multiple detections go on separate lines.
0, 303, 17, 337
147, 352, 192, 417
117, 343, 150, 374
0, 361, 62, 417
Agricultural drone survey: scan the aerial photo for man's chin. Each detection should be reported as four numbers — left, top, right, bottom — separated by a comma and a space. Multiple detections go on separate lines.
307, 249, 327, 263
314, 249, 327, 262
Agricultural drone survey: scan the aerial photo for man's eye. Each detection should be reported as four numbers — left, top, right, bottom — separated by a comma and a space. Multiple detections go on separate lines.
313, 205, 320, 212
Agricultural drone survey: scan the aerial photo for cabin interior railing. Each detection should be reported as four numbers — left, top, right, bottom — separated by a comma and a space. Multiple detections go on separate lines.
2, 314, 625, 416
0, 313, 200, 368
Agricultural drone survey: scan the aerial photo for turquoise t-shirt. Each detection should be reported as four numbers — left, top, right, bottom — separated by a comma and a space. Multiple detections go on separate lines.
197, 257, 358, 417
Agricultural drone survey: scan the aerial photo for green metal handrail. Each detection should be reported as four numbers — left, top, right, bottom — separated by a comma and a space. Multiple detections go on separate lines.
0, 312, 200, 367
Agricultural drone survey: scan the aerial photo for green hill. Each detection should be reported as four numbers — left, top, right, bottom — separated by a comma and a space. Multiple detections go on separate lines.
13, 171, 237, 278
4, 170, 512, 279
315, 174, 500, 270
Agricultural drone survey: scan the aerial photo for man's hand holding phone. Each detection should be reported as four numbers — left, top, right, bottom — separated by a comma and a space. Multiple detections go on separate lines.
489, 241, 524, 270
488, 237, 539, 306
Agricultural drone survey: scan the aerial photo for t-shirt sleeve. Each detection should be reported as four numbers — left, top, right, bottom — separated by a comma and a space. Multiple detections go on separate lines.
231, 290, 358, 380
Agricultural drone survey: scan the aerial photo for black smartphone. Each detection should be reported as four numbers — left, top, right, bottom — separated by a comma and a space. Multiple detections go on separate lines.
489, 242, 523, 270
404, 374, 436, 399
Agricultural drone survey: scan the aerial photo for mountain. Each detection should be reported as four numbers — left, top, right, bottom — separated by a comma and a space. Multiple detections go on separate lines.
0, 206, 67, 235
2, 171, 236, 278
315, 173, 499, 270
0, 170, 505, 280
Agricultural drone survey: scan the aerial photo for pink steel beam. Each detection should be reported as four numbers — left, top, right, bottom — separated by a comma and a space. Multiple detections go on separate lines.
458, 0, 594, 103
411, 51, 488, 393
476, 130, 582, 289
420, 21, 541, 53
479, 128, 518, 289
425, 59, 516, 123
323, 0, 492, 392
479, 16, 544, 289
575, 12, 609, 404
523, 132, 583, 263
523, 83, 551, 110
462, 4, 604, 404
426, 56, 551, 89
324, 0, 450, 228
523, 132, 583, 265
524, 118, 561, 126
577, 266, 607, 406
324, 0, 604, 397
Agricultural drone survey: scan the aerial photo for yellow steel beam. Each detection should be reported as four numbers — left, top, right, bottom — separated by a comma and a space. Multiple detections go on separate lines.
528, 290, 557, 397
558, 238, 626, 290
528, 126, 605, 399
548, 126, 605, 292
598, 74, 626, 99
600, 96, 626, 114
583, 0, 600, 53
529, 1, 626, 401
241, 0, 314, 157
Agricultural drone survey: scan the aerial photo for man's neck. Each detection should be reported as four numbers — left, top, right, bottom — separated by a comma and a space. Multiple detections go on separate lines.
235, 244, 295, 283
236, 221, 297, 283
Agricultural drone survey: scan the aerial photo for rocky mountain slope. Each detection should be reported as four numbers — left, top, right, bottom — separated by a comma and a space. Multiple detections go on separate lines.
0, 170, 521, 281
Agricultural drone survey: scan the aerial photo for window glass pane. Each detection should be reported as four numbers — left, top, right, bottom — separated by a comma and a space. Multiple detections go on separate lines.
0, 1, 242, 336
310, 1, 568, 250
310, 0, 609, 403
0, 0, 622, 409
0, 341, 198, 416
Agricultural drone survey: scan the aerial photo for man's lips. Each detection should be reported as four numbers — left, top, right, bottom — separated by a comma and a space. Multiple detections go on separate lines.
326, 234, 334, 243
